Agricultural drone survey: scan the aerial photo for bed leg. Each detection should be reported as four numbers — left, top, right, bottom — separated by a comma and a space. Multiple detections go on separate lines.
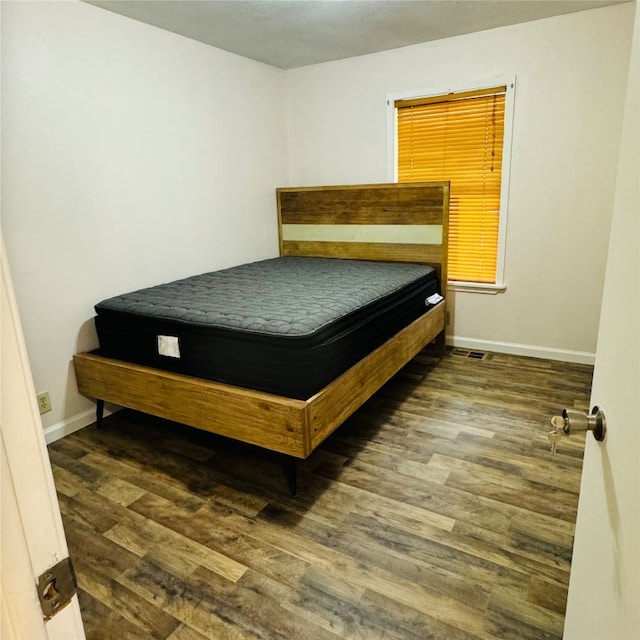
282, 457, 298, 497
435, 329, 447, 356
96, 399, 105, 429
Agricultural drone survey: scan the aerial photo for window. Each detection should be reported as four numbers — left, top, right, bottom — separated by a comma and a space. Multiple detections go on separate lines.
389, 81, 514, 290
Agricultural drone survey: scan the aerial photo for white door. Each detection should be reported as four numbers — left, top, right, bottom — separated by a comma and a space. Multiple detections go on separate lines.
563, 2, 639, 637
0, 242, 86, 639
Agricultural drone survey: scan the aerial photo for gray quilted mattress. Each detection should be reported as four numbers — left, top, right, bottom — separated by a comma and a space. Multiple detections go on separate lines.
94, 257, 439, 398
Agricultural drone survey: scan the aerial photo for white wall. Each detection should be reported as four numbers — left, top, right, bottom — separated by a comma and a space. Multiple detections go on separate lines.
285, 3, 634, 362
1, 1, 287, 436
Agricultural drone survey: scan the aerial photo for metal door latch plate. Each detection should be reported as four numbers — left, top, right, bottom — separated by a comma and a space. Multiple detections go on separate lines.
37, 557, 77, 620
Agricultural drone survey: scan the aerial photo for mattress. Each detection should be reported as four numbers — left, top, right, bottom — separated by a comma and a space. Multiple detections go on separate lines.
94, 257, 440, 399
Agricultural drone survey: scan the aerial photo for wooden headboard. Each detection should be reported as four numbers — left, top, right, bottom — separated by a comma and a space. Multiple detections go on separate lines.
276, 182, 449, 285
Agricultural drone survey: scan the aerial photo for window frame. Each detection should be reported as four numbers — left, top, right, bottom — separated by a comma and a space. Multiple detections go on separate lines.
387, 77, 516, 293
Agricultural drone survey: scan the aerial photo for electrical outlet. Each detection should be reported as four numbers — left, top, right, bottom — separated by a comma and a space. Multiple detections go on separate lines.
37, 391, 52, 414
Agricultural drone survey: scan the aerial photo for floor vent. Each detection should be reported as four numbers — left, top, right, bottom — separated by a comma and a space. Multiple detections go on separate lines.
451, 348, 489, 360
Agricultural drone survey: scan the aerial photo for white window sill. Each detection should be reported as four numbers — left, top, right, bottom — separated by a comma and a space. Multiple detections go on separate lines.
447, 282, 507, 295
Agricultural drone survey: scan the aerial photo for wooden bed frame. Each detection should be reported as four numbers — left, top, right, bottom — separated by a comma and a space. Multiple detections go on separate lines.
73, 182, 449, 493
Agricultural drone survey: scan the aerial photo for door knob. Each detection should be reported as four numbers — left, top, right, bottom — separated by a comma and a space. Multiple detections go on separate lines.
555, 406, 607, 441
548, 406, 606, 455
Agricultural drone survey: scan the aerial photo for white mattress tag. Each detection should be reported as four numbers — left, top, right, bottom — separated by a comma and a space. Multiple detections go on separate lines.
158, 335, 180, 358
426, 293, 443, 305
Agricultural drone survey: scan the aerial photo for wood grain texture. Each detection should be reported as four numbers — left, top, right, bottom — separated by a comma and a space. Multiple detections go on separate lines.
277, 182, 449, 286
278, 184, 448, 225
74, 302, 444, 460
52, 349, 592, 639
307, 303, 445, 450
280, 240, 444, 265
74, 352, 309, 457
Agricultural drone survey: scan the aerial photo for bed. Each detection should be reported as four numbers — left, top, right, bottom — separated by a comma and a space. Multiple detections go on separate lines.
73, 182, 449, 493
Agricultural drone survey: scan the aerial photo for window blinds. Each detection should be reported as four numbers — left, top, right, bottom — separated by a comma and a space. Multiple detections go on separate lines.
396, 86, 506, 284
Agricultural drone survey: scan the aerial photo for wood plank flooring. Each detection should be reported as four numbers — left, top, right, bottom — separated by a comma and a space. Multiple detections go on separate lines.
49, 349, 593, 639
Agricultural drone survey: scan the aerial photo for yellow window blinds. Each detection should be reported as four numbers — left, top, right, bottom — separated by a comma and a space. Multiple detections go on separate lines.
396, 86, 507, 284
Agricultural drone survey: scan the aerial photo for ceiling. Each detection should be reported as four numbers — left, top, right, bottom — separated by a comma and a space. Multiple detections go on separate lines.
83, 0, 630, 69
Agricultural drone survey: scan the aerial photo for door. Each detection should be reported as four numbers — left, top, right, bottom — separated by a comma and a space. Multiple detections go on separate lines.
0, 241, 86, 639
563, 3, 639, 637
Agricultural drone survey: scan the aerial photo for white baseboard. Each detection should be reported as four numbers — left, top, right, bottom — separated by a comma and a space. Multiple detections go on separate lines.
448, 335, 595, 365
44, 405, 119, 445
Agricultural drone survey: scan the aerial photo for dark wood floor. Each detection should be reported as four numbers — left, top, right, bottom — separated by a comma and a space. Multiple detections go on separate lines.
49, 349, 592, 639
